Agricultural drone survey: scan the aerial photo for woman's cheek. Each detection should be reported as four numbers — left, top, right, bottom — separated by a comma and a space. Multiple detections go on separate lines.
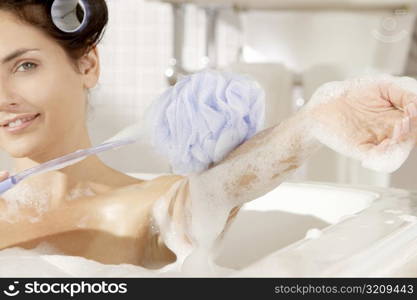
9, 74, 50, 109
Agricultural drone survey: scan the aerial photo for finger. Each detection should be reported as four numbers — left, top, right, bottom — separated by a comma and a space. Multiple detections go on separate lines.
405, 102, 417, 118
401, 116, 410, 137
363, 137, 393, 154
391, 120, 402, 144
0, 171, 9, 181
409, 115, 417, 147
375, 120, 406, 152
376, 138, 391, 152
380, 82, 417, 110
394, 114, 417, 144
396, 116, 412, 143
410, 117, 417, 145
405, 103, 417, 135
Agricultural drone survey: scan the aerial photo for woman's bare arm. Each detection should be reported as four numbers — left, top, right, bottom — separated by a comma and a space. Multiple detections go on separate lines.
148, 109, 323, 258
188, 108, 322, 208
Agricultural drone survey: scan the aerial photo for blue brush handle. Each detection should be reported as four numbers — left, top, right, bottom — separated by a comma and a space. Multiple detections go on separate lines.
0, 139, 137, 195
0, 176, 17, 195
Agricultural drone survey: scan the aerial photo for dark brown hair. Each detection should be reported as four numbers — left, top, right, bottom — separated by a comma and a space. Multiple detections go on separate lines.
0, 0, 108, 67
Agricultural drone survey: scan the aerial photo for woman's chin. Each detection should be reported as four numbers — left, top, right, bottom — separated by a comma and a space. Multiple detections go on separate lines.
3, 135, 47, 159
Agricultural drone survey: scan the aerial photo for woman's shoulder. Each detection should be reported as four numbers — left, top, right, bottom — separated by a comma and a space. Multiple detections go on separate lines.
106, 173, 187, 201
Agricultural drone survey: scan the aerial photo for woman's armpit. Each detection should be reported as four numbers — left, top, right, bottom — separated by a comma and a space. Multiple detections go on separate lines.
149, 175, 244, 259
162, 175, 242, 242
166, 177, 193, 245
148, 176, 194, 257
141, 229, 177, 269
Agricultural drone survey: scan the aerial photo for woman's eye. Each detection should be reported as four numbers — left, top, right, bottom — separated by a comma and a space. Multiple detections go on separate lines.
16, 62, 38, 72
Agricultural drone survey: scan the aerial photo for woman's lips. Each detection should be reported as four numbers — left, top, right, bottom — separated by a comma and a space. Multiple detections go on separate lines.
3, 113, 41, 134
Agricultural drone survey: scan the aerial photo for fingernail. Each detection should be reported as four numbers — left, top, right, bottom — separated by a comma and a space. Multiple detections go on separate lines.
0, 171, 9, 177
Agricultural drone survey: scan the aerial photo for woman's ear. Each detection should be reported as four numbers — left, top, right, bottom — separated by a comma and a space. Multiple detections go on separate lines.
78, 47, 100, 89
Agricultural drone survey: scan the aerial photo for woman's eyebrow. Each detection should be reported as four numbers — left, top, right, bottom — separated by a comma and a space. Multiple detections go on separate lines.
1, 48, 40, 64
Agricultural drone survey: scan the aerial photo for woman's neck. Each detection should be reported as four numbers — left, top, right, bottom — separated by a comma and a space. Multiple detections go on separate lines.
14, 128, 94, 169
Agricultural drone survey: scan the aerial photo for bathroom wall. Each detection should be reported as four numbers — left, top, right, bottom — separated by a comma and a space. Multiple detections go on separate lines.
87, 0, 173, 173
240, 10, 415, 75
88, 0, 242, 173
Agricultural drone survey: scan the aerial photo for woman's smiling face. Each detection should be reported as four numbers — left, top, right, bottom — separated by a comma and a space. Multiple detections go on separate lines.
0, 10, 99, 160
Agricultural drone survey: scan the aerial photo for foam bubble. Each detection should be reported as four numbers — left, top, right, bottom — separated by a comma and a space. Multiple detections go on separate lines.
384, 209, 403, 214
309, 120, 410, 173
1, 183, 51, 222
362, 139, 415, 173
65, 187, 96, 201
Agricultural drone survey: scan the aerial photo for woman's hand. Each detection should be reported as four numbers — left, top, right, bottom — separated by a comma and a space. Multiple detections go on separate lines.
307, 76, 417, 172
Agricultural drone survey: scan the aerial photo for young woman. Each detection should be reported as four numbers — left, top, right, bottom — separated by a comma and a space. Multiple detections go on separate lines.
0, 0, 416, 270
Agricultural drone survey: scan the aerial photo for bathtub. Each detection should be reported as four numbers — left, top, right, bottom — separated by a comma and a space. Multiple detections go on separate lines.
216, 180, 417, 277
0, 174, 416, 277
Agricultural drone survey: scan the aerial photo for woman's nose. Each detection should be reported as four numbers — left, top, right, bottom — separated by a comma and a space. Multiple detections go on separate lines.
0, 82, 19, 110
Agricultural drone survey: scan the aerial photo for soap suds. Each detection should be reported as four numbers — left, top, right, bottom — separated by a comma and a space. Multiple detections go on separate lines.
65, 187, 96, 201
1, 183, 51, 222
305, 228, 322, 239
384, 209, 403, 214
0, 183, 97, 223
399, 214, 417, 222
338, 214, 357, 222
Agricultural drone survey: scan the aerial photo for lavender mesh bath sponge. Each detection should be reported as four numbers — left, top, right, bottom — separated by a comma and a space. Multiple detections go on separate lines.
144, 70, 265, 175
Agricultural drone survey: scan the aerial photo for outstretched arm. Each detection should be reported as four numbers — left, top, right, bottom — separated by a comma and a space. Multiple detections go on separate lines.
152, 108, 322, 268
188, 76, 417, 209
188, 108, 322, 208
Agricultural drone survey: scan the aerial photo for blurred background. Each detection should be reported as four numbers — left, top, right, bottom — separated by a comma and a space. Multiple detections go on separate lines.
2, 0, 417, 189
